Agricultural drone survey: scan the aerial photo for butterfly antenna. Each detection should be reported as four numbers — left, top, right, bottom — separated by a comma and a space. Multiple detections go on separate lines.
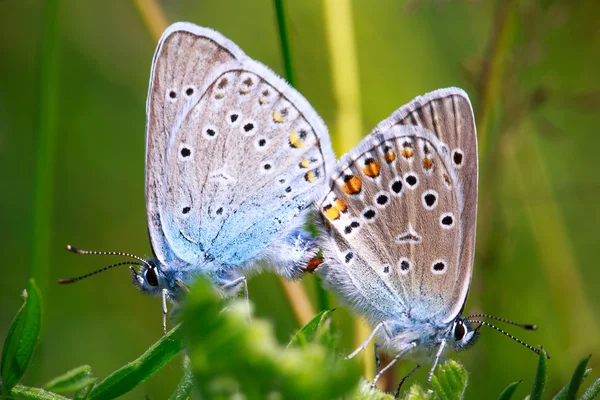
465, 313, 537, 330
466, 320, 550, 359
59, 261, 144, 284
65, 245, 151, 267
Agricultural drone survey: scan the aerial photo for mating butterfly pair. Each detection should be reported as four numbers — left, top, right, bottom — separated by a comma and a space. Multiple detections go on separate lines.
63, 22, 544, 387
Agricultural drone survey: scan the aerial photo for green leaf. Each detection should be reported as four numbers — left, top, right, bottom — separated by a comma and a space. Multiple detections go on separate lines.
43, 365, 95, 394
350, 379, 394, 400
1, 279, 42, 392
288, 309, 334, 348
553, 369, 593, 400
405, 383, 433, 400
530, 349, 548, 400
579, 377, 600, 400
184, 277, 361, 400
552, 355, 592, 400
430, 360, 468, 400
74, 381, 95, 400
565, 355, 592, 400
168, 358, 193, 400
6, 384, 70, 400
87, 324, 184, 400
498, 380, 522, 400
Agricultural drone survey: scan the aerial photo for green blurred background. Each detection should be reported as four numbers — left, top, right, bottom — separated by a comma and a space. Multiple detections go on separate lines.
1, 0, 599, 398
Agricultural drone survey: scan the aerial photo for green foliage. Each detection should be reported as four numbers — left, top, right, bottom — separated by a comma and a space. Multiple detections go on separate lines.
168, 358, 193, 400
43, 365, 95, 394
2, 282, 600, 399
498, 380, 522, 400
351, 379, 394, 400
86, 325, 184, 400
183, 278, 361, 400
431, 360, 468, 400
396, 360, 468, 400
579, 378, 600, 400
1, 279, 42, 393
287, 308, 335, 348
405, 384, 432, 400
531, 350, 549, 400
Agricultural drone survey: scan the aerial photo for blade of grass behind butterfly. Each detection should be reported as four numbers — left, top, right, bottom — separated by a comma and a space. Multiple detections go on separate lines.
511, 122, 600, 362
472, 0, 519, 311
272, 0, 320, 326
322, 0, 376, 383
30, 0, 60, 316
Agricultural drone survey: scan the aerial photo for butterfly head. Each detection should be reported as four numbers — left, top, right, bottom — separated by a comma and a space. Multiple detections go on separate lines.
131, 259, 189, 300
131, 259, 164, 296
449, 317, 480, 351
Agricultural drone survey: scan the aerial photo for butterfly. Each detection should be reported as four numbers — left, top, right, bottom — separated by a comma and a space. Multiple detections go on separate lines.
61, 22, 335, 332
314, 88, 544, 387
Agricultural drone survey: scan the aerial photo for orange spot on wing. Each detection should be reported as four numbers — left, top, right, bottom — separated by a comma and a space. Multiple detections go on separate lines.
300, 158, 310, 168
384, 151, 396, 163
273, 110, 287, 123
443, 174, 452, 186
334, 198, 348, 213
239, 87, 251, 94
342, 175, 362, 195
363, 159, 381, 178
305, 170, 318, 183
401, 149, 414, 159
323, 204, 341, 220
422, 158, 434, 170
289, 130, 304, 148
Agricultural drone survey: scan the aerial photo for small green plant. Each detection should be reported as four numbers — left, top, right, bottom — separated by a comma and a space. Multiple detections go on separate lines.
1, 279, 599, 399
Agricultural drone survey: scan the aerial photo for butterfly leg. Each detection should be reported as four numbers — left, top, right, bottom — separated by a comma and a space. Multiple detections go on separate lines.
374, 342, 381, 376
162, 289, 169, 335
394, 363, 422, 399
347, 321, 388, 359
427, 339, 447, 383
371, 343, 416, 388
222, 276, 250, 320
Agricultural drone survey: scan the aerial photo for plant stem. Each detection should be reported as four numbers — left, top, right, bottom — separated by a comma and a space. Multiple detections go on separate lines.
7, 384, 69, 400
322, 0, 373, 380
131, 0, 168, 41
272, 0, 318, 326
274, 0, 297, 86
31, 0, 60, 304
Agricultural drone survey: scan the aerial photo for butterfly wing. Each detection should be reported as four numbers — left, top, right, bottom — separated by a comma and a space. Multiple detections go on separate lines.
318, 89, 476, 326
373, 88, 478, 322
146, 23, 335, 278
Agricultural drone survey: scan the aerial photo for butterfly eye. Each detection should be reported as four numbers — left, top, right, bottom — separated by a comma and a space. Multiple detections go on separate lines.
145, 267, 159, 287
454, 320, 466, 341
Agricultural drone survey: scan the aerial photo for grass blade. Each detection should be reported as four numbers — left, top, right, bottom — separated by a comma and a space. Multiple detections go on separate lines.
554, 369, 594, 400
564, 355, 592, 400
530, 349, 548, 400
498, 380, 522, 400
272, 0, 317, 326
168, 358, 193, 400
87, 325, 184, 400
288, 309, 334, 348
30, 0, 60, 298
274, 0, 296, 86
43, 365, 95, 394
579, 377, 600, 400
5, 384, 70, 400
1, 279, 42, 392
